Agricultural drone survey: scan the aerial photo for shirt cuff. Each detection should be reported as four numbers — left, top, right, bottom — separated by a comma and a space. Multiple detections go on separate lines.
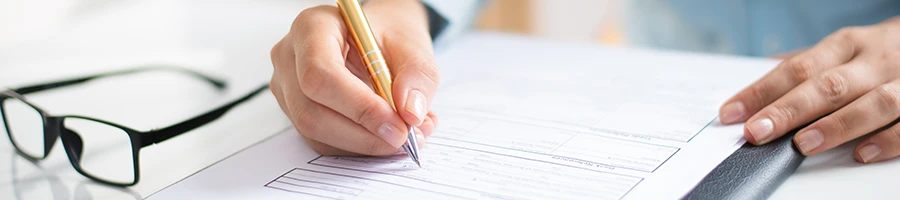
420, 0, 486, 46
423, 3, 450, 41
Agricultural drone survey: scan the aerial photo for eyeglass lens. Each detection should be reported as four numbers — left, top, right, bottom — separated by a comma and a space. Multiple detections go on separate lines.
63, 118, 136, 184
3, 98, 46, 158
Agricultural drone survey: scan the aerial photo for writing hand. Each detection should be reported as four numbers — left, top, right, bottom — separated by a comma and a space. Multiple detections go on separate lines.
269, 0, 439, 156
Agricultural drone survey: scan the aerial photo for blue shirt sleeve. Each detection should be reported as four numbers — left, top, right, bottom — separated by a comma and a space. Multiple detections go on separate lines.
623, 0, 900, 57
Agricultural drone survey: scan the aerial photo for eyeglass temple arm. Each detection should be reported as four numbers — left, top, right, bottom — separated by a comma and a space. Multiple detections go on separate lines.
13, 66, 226, 95
141, 84, 270, 147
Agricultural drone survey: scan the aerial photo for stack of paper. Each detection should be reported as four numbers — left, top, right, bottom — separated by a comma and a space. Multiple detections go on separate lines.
148, 32, 778, 200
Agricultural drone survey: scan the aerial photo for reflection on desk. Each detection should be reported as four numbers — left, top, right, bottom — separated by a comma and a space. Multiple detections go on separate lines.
9, 151, 141, 200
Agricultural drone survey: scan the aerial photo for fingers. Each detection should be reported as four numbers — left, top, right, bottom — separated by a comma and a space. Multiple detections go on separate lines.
793, 79, 900, 156
280, 83, 401, 156
420, 116, 436, 137
745, 61, 887, 145
302, 127, 428, 156
291, 6, 410, 148
417, 111, 438, 137
719, 29, 860, 124
855, 122, 900, 163
428, 111, 438, 128
290, 98, 434, 156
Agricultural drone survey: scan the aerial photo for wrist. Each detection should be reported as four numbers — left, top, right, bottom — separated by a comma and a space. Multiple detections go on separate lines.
362, 0, 429, 34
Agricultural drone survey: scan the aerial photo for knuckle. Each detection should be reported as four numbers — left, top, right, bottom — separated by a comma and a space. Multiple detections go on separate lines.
815, 72, 848, 104
887, 129, 900, 152
874, 84, 900, 110
270, 40, 283, 61
293, 6, 337, 30
271, 39, 297, 72
406, 57, 441, 86
835, 26, 868, 43
878, 50, 900, 64
768, 103, 798, 126
784, 58, 819, 83
291, 105, 319, 137
298, 63, 327, 98
748, 82, 775, 106
354, 100, 382, 127
269, 77, 279, 95
828, 114, 853, 140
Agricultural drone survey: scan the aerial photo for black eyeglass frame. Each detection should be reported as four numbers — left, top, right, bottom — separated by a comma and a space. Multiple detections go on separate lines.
0, 67, 269, 186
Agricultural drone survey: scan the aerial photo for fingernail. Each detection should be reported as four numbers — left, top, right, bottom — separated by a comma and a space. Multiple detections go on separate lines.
795, 129, 824, 153
406, 90, 427, 124
377, 123, 405, 147
720, 101, 746, 124
859, 143, 882, 163
747, 118, 774, 143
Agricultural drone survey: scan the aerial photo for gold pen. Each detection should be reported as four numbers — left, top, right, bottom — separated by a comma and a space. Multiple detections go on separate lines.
336, 0, 421, 167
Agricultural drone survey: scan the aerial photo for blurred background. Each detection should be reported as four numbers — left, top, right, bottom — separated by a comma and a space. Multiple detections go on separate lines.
0, 0, 624, 88
474, 0, 623, 44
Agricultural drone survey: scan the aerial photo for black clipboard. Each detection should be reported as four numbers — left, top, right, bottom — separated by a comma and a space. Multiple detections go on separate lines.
684, 130, 806, 199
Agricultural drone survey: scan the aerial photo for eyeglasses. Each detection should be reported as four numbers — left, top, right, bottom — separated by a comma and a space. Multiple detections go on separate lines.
0, 67, 269, 186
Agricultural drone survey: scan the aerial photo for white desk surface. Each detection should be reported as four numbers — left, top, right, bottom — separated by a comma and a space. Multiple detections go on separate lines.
0, 1, 897, 199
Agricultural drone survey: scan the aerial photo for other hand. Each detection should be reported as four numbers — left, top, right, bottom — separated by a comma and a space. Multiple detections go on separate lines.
720, 17, 900, 163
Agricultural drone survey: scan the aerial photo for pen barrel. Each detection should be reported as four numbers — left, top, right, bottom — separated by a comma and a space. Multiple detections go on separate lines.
368, 60, 396, 109
337, 0, 380, 54
337, 0, 398, 110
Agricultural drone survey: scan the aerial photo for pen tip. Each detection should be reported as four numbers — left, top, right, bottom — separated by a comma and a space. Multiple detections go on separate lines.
415, 160, 422, 168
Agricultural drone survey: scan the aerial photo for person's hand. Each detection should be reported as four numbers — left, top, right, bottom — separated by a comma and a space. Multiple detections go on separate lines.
269, 0, 439, 156
719, 17, 900, 163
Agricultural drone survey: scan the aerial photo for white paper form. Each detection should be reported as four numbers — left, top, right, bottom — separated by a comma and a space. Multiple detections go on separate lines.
147, 33, 779, 200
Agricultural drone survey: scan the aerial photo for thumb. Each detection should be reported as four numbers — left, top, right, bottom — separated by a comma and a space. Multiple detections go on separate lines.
363, 0, 438, 126
384, 30, 439, 126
